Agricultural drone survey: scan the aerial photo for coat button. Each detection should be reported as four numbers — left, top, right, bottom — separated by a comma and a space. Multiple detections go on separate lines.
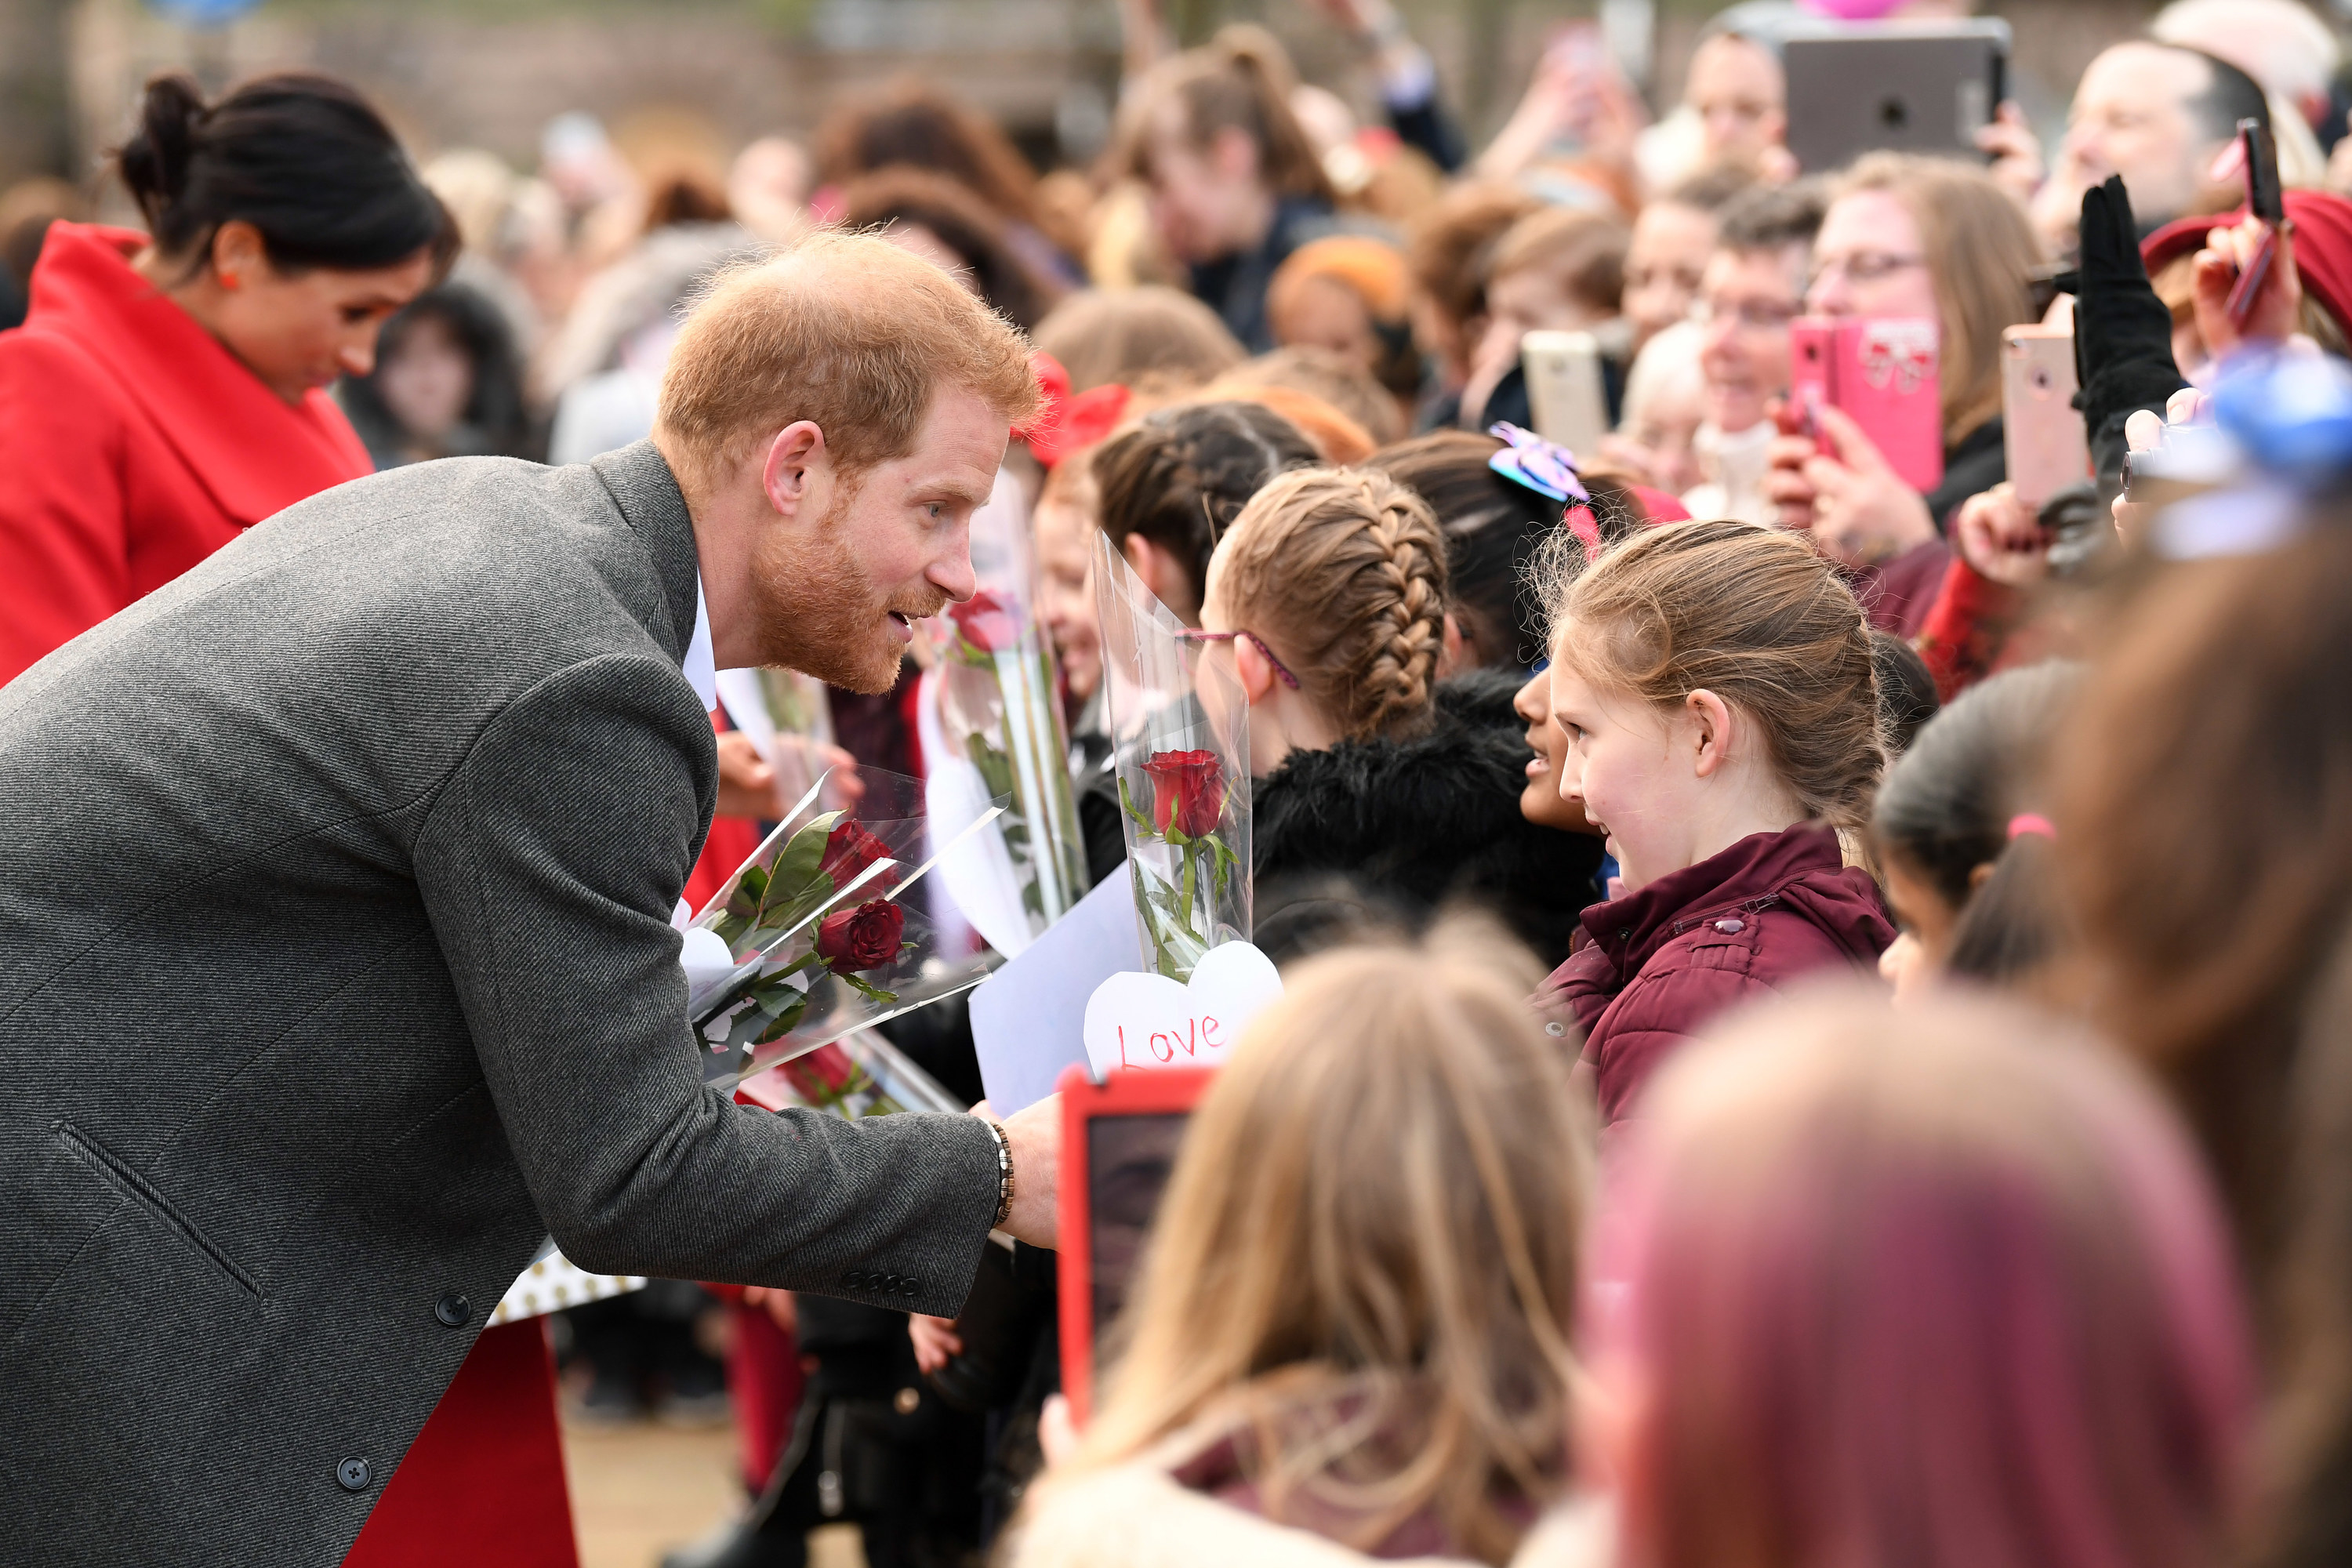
337, 1457, 372, 1492
434, 1291, 470, 1327
1713, 917, 1745, 935
895, 1387, 921, 1414
845, 1271, 866, 1289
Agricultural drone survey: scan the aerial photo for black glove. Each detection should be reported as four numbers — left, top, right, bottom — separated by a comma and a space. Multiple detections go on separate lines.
2071, 175, 2187, 487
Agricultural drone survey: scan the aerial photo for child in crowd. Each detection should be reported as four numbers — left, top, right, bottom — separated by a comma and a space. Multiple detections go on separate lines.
1618, 163, 1753, 356
1599, 320, 1706, 499
1461, 205, 1629, 430
1364, 428, 1649, 672
1091, 400, 1319, 627
1872, 661, 2079, 999
1122, 27, 1346, 352
1207, 466, 1604, 964
1530, 519, 1893, 1124
1009, 925, 1584, 1566
1604, 989, 2255, 1568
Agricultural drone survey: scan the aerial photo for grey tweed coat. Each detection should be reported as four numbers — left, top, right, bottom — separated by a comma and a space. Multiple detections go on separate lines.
0, 441, 1003, 1565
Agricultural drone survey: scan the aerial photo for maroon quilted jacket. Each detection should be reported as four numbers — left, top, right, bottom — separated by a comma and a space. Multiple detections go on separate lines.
1534, 825, 1894, 1125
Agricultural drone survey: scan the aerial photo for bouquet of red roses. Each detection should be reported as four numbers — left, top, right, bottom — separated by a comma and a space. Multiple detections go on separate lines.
1092, 534, 1251, 981
738, 1029, 968, 1123
916, 470, 1090, 958
681, 767, 1007, 1082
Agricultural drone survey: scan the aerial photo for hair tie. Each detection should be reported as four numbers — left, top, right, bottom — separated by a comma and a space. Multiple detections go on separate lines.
1563, 503, 1602, 557
2007, 813, 2056, 842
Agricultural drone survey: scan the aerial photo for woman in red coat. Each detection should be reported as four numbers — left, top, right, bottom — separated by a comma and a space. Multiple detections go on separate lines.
0, 72, 445, 685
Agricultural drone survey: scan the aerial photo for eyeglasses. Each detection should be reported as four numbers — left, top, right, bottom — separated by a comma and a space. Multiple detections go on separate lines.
1807, 251, 1928, 291
1176, 628, 1301, 688
1689, 295, 1802, 333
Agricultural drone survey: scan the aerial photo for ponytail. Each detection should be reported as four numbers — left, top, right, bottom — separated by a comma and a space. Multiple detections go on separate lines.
114, 71, 454, 278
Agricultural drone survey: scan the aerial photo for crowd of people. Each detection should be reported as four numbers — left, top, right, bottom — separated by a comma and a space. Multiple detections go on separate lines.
13, 0, 2352, 1565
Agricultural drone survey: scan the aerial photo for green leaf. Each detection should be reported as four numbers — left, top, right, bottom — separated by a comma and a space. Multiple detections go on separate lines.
1117, 775, 1159, 838
757, 811, 844, 924
837, 971, 901, 1006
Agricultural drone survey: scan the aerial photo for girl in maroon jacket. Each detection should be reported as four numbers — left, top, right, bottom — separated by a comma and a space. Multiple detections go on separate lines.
1530, 518, 1894, 1125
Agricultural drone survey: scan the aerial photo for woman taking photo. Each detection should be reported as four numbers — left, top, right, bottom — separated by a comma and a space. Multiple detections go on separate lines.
1762, 153, 2040, 634
0, 71, 452, 684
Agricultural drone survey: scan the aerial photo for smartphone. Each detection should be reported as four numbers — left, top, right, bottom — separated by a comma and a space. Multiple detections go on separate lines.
1789, 317, 1945, 492
2227, 118, 2285, 327
2001, 326, 2089, 509
1055, 1063, 1215, 1423
1522, 330, 1610, 457
1783, 20, 2009, 174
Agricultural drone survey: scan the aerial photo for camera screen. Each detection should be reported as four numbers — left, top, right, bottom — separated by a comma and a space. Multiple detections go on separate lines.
1085, 1110, 1191, 1340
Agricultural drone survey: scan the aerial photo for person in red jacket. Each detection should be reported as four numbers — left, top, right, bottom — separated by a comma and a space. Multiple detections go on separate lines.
0, 71, 451, 686
1530, 519, 1893, 1126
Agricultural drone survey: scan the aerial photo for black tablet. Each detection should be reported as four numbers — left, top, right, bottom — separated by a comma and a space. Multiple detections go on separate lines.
1784, 20, 2010, 175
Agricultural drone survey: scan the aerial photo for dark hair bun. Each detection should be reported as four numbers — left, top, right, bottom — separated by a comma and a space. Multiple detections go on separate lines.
110, 69, 454, 277
117, 72, 207, 216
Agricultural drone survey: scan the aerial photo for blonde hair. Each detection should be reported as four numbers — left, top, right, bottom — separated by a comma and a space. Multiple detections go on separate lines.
1211, 466, 1447, 741
1041, 922, 1586, 1563
1831, 153, 2040, 447
1543, 518, 1883, 829
653, 227, 1039, 489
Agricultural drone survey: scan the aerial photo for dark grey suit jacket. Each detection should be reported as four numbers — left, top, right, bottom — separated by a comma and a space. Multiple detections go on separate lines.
0, 442, 1002, 1565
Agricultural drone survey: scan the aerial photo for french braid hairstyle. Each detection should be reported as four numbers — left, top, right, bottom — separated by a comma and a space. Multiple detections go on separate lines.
1211, 466, 1449, 742
1092, 400, 1319, 612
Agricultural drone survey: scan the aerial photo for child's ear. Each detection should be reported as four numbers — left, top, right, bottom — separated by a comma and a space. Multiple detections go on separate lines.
1686, 688, 1735, 778
1232, 633, 1281, 706
1122, 535, 1203, 625
1439, 612, 1468, 676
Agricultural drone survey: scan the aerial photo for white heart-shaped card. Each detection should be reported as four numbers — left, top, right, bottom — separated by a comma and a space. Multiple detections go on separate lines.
1081, 941, 1284, 1077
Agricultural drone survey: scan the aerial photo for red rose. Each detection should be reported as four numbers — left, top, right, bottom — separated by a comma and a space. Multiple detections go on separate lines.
818, 820, 891, 890
1143, 749, 1225, 838
946, 590, 1021, 654
816, 899, 905, 973
782, 1042, 859, 1100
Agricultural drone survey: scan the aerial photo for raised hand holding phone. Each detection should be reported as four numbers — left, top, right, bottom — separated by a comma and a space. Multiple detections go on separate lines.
1792, 404, 1940, 568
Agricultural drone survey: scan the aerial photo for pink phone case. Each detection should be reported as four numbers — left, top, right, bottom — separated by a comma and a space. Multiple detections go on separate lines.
1789, 318, 1944, 493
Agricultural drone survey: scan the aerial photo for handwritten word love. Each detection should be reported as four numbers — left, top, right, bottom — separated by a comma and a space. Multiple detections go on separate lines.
1082, 942, 1283, 1080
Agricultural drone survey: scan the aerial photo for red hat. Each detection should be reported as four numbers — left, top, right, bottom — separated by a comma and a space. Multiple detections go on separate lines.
1014, 351, 1131, 468
2140, 188, 2352, 339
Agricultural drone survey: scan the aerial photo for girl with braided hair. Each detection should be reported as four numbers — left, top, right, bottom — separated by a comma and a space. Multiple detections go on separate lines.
1204, 467, 1606, 965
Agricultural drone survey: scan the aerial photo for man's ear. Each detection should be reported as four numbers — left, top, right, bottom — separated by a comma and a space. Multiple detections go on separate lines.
1687, 688, 1735, 779
761, 421, 828, 520
1232, 632, 1281, 707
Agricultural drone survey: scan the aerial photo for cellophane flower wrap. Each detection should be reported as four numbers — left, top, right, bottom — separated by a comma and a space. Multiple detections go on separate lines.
743, 1029, 967, 1123
918, 470, 1090, 958
1092, 532, 1251, 981
682, 767, 1006, 1083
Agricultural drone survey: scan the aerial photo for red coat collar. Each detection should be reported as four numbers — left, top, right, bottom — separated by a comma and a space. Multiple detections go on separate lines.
1576, 824, 1867, 975
21, 223, 372, 524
